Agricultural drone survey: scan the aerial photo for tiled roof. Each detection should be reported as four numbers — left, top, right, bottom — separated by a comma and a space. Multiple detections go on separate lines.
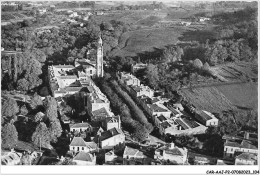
105, 116, 120, 123
196, 110, 214, 121
92, 107, 110, 117
85, 142, 98, 150
123, 146, 145, 157
100, 128, 124, 141
224, 141, 241, 148
57, 75, 78, 79
240, 140, 258, 150
160, 121, 171, 129
175, 118, 190, 130
53, 65, 75, 69
236, 153, 257, 161
150, 104, 168, 112
70, 137, 87, 147
70, 122, 91, 129
73, 152, 94, 162
157, 115, 167, 122
165, 148, 183, 156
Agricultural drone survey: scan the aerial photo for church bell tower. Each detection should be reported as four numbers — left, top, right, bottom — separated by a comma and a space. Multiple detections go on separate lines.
96, 35, 104, 77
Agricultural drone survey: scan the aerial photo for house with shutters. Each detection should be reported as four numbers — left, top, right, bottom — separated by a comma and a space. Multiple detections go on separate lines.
69, 122, 92, 134
223, 140, 258, 160
69, 137, 98, 153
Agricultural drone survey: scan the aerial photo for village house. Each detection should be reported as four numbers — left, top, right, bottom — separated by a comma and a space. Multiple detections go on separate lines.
154, 143, 188, 165
69, 12, 78, 18
119, 72, 141, 86
130, 84, 154, 98
223, 140, 258, 160
72, 152, 96, 165
194, 110, 218, 126
90, 107, 113, 123
105, 150, 119, 164
102, 116, 121, 131
235, 153, 257, 165
69, 122, 92, 134
123, 146, 147, 165
69, 137, 98, 153
99, 128, 125, 149
147, 103, 171, 118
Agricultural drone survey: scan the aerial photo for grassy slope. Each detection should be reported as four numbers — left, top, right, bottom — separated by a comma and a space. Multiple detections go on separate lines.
215, 82, 258, 111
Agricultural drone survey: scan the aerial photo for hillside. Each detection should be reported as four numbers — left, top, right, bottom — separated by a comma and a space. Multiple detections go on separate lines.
180, 82, 257, 113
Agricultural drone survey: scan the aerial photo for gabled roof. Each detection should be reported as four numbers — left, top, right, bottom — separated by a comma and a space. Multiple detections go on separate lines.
105, 116, 120, 123
100, 128, 124, 141
70, 137, 87, 147
70, 122, 91, 129
157, 115, 167, 122
123, 146, 145, 158
73, 152, 94, 162
236, 153, 257, 161
156, 144, 184, 156
240, 140, 258, 150
160, 121, 171, 129
224, 141, 241, 148
53, 65, 75, 69
149, 104, 169, 112
92, 107, 110, 117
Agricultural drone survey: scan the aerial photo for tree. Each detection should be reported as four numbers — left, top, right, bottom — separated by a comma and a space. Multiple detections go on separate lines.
19, 104, 28, 116
1, 98, 19, 117
31, 122, 51, 149
193, 58, 203, 69
1, 122, 18, 148
144, 64, 159, 89
44, 96, 62, 142
30, 93, 43, 110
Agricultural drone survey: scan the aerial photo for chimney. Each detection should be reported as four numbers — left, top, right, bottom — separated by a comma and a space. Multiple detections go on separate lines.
11, 148, 15, 153
169, 142, 175, 149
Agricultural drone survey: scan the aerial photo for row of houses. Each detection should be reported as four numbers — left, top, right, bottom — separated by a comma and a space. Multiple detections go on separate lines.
118, 72, 218, 136
223, 131, 258, 165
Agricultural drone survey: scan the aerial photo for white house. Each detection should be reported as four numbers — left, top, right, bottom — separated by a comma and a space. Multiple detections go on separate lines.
154, 143, 188, 165
235, 153, 257, 165
99, 128, 125, 149
123, 146, 146, 165
102, 116, 121, 131
194, 110, 218, 126
70, 122, 92, 134
224, 140, 258, 159
69, 137, 98, 153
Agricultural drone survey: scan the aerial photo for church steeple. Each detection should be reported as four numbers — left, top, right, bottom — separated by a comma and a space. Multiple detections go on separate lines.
96, 35, 104, 77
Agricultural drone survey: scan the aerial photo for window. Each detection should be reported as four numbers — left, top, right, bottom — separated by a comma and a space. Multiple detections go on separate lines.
90, 70, 92, 74
73, 147, 75, 150
82, 147, 84, 150
231, 148, 233, 152
77, 147, 79, 151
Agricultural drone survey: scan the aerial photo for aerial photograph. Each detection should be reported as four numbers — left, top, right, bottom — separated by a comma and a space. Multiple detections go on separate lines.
1, 0, 258, 169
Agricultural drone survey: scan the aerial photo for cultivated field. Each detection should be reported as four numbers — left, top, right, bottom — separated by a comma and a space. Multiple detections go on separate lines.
210, 62, 258, 82
180, 86, 236, 113
180, 82, 258, 113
